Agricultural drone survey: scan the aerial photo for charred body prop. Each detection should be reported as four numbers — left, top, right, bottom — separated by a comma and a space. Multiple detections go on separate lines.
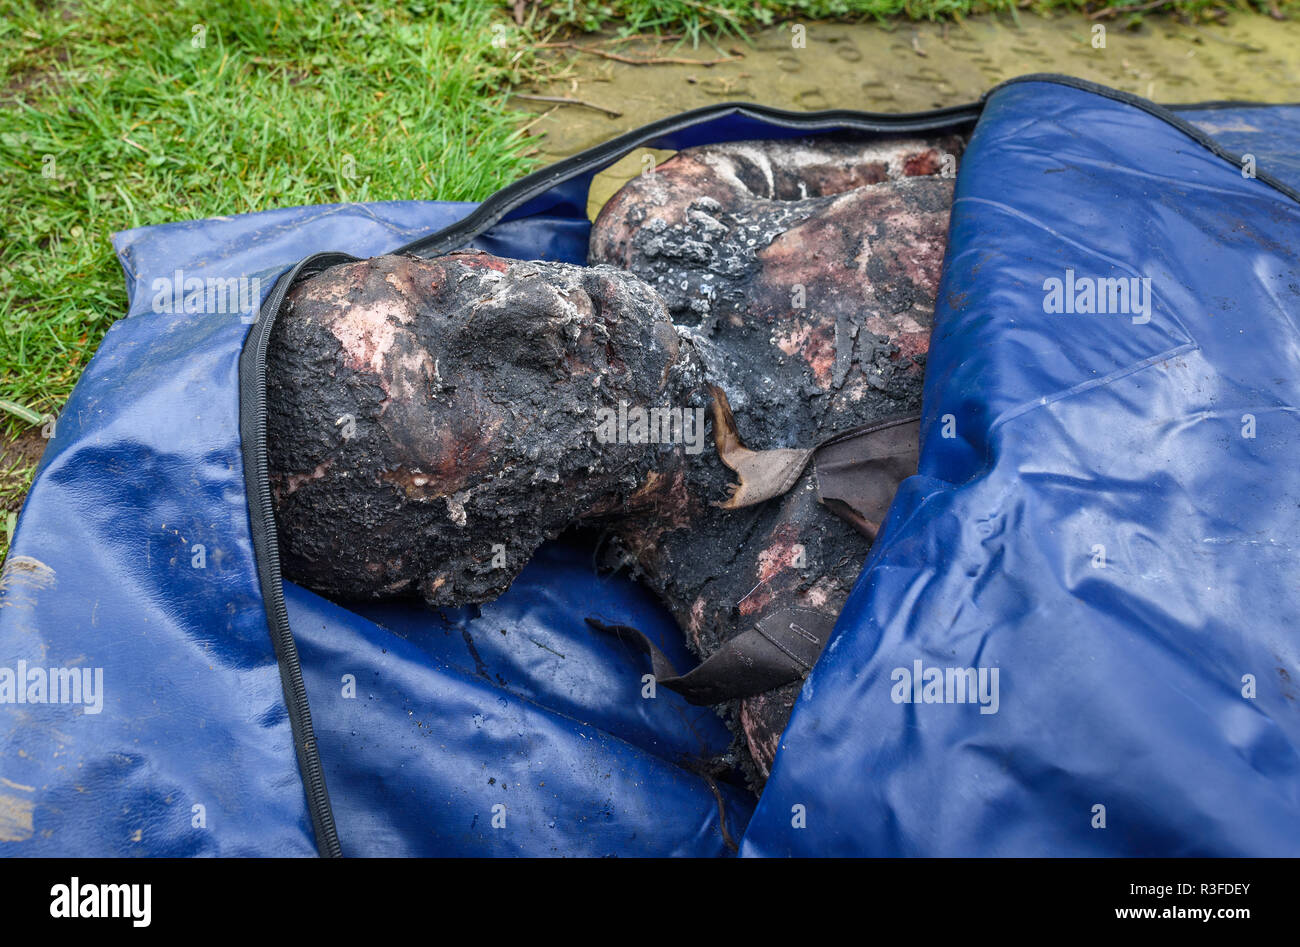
267, 134, 960, 785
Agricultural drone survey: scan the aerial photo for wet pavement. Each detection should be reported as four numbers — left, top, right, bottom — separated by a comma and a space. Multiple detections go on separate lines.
517, 11, 1300, 215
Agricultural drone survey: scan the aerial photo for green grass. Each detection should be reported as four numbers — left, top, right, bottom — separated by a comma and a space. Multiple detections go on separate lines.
0, 0, 542, 428
0, 0, 1291, 563
0, 0, 552, 560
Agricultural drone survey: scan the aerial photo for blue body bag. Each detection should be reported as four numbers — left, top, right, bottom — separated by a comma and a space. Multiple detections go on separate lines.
3, 76, 1299, 856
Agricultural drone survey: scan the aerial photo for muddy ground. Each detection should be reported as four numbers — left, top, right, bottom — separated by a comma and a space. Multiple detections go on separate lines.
1, 429, 47, 553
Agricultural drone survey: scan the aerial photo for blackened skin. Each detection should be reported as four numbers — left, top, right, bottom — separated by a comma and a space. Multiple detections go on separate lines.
268, 252, 728, 607
589, 134, 961, 448
269, 133, 958, 789
589, 135, 958, 783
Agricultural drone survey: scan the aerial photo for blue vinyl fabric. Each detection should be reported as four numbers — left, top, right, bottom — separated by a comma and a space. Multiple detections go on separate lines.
1179, 103, 1300, 194
745, 81, 1300, 856
3, 79, 1299, 856
289, 543, 746, 857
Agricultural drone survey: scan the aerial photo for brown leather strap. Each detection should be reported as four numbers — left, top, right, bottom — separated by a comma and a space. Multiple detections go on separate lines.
814, 415, 921, 540
587, 606, 836, 705
587, 413, 922, 705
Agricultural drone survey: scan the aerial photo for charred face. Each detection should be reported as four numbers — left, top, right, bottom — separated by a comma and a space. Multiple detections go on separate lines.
267, 251, 712, 606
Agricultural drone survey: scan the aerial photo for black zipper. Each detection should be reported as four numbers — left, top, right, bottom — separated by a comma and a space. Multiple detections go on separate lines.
239, 251, 358, 858
394, 99, 985, 259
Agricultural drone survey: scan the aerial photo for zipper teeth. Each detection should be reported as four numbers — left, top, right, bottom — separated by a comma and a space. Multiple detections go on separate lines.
817, 412, 922, 450
395, 101, 983, 259
245, 255, 353, 858
255, 416, 338, 854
